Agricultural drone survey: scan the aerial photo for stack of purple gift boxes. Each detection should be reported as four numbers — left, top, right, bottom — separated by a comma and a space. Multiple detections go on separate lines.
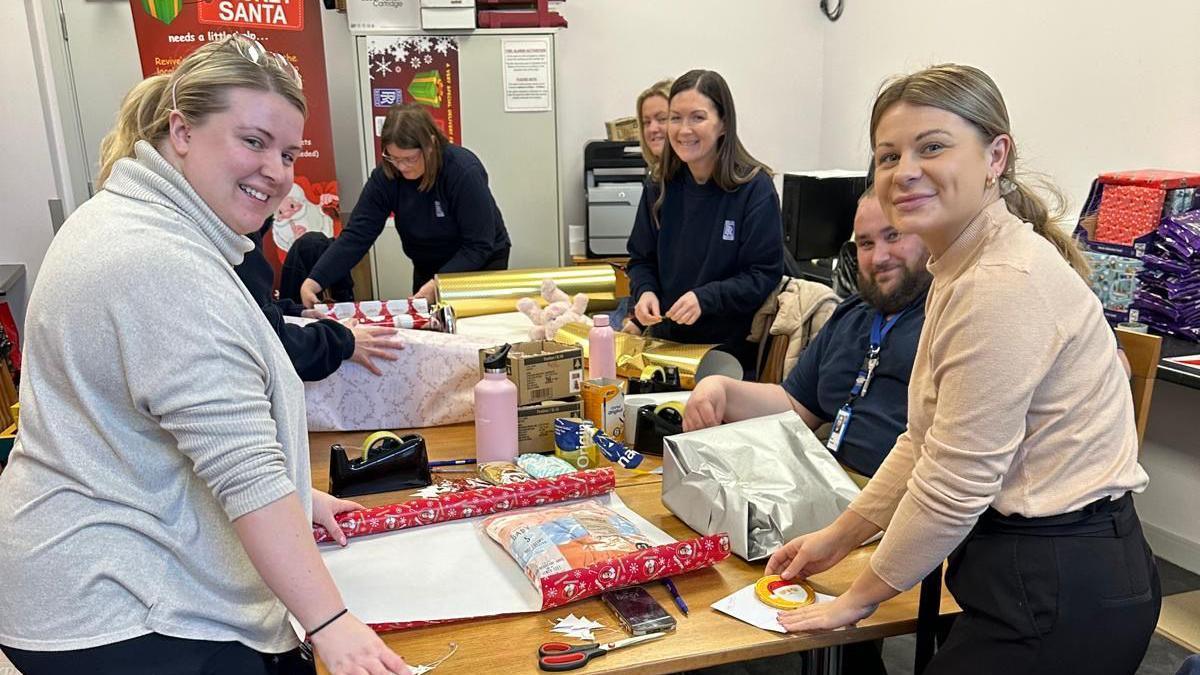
1135, 205, 1200, 340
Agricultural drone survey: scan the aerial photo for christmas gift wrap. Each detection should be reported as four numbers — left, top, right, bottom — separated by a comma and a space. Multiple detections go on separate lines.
312, 299, 454, 332
304, 329, 501, 431
554, 322, 743, 389
309, 468, 730, 631
435, 265, 620, 318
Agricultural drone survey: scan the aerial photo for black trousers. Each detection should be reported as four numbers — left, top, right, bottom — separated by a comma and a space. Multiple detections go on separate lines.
413, 246, 510, 294
1, 633, 314, 675
927, 493, 1161, 675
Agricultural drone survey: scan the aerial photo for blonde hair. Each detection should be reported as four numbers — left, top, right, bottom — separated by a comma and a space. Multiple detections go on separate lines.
635, 78, 672, 179
378, 103, 448, 192
97, 34, 306, 188
869, 63, 1089, 279
654, 70, 773, 227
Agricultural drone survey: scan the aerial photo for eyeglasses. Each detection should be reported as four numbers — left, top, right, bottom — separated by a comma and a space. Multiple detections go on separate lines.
381, 151, 424, 170
170, 33, 302, 111
223, 33, 302, 87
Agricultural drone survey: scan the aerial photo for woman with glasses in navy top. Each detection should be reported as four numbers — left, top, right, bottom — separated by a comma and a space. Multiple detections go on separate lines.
300, 103, 510, 305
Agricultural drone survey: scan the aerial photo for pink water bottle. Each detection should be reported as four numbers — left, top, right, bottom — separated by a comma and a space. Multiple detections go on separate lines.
475, 344, 518, 463
588, 315, 616, 380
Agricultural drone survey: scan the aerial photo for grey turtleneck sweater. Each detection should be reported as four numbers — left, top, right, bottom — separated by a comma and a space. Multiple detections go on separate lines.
0, 141, 311, 653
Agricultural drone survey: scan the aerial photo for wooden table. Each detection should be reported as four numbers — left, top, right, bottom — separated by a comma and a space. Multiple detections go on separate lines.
309, 424, 958, 674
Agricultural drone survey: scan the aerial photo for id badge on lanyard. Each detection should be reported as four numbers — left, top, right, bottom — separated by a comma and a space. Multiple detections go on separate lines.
826, 310, 906, 455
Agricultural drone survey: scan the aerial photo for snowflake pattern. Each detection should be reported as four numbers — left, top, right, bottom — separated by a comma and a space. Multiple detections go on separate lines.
366, 36, 459, 77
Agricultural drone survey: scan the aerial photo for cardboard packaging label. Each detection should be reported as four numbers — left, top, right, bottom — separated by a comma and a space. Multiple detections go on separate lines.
518, 399, 582, 454
480, 341, 584, 406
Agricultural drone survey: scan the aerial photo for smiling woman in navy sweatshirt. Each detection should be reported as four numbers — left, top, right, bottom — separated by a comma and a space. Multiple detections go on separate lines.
300, 103, 511, 306
627, 69, 784, 373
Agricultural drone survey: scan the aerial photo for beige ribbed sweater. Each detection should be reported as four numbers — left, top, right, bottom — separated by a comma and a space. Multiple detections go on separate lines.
849, 198, 1148, 592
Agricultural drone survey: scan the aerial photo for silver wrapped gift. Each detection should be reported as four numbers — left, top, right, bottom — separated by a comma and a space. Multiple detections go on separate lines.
662, 412, 861, 561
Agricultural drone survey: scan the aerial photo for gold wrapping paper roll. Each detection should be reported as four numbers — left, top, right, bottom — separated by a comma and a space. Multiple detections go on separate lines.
434, 265, 620, 318
554, 322, 741, 389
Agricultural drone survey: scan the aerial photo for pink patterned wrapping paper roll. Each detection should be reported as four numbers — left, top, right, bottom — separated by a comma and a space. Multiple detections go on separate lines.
313, 468, 617, 543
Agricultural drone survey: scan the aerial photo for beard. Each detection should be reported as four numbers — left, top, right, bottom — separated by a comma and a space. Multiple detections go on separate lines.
858, 264, 932, 315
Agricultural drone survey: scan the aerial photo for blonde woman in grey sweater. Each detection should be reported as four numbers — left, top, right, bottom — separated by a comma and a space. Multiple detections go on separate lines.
767, 65, 1158, 674
0, 35, 409, 675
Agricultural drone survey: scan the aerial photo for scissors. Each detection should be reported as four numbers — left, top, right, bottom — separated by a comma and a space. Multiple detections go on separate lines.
537, 632, 666, 671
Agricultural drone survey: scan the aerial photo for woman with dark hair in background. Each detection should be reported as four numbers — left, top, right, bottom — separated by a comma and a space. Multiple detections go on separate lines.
626, 69, 784, 372
300, 103, 510, 306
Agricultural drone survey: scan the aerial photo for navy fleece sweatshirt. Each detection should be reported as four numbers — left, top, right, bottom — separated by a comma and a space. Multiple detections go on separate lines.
309, 144, 509, 290
626, 168, 783, 346
235, 222, 355, 382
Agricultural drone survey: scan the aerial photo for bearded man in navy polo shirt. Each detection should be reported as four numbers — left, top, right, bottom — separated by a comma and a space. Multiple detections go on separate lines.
683, 188, 932, 477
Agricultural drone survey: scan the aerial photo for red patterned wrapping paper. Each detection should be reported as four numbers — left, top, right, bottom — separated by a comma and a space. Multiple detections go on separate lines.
363, 533, 730, 634
313, 468, 617, 543
1100, 170, 1200, 189
538, 533, 730, 610
316, 299, 431, 329
310, 466, 731, 634
1095, 184, 1164, 246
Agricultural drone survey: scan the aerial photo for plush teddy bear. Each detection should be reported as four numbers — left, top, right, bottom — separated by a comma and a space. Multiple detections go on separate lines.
516, 279, 593, 340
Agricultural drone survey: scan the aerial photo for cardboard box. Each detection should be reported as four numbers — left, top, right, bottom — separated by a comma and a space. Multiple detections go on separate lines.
518, 398, 582, 453
480, 341, 584, 406
605, 117, 639, 142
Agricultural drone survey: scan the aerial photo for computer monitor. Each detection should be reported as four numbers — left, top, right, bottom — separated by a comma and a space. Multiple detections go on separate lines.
781, 170, 868, 261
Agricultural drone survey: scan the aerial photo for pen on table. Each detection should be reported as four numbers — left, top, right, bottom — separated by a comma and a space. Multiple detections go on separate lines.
661, 578, 688, 617
428, 458, 477, 468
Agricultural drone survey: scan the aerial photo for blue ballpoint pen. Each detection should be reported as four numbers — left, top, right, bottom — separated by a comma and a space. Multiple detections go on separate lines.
428, 458, 477, 467
661, 578, 688, 617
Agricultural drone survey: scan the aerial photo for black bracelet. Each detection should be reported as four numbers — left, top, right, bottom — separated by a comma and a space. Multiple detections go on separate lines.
306, 608, 348, 638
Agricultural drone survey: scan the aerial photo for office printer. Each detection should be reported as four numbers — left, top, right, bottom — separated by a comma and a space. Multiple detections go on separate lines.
584, 140, 647, 256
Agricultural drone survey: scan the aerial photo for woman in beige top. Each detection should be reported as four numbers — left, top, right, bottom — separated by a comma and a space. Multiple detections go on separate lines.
766, 64, 1159, 673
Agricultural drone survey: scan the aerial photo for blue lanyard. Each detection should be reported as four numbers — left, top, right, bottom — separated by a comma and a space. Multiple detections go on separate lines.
847, 308, 910, 401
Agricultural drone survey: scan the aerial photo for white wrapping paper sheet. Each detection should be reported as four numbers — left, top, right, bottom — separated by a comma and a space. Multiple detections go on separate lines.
454, 311, 539, 344
317, 493, 675, 625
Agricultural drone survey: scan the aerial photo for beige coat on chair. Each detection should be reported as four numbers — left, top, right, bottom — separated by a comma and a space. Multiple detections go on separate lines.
749, 278, 840, 382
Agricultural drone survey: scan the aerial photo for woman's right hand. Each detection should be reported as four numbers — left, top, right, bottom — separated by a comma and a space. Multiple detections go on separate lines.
300, 278, 324, 308
634, 292, 662, 327
310, 613, 411, 675
765, 520, 862, 581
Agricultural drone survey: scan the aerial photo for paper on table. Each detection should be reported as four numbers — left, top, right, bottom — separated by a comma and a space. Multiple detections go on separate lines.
455, 311, 535, 344
710, 583, 836, 634
319, 493, 675, 625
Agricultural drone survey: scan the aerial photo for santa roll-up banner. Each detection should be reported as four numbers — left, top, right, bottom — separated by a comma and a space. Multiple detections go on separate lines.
128, 0, 341, 287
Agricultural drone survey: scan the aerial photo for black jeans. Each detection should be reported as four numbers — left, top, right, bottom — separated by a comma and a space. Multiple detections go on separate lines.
927, 493, 1161, 675
2, 633, 315, 675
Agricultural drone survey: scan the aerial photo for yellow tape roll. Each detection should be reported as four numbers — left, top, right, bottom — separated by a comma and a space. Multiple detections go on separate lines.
360, 431, 402, 461
654, 401, 686, 416
639, 365, 665, 380
754, 575, 815, 610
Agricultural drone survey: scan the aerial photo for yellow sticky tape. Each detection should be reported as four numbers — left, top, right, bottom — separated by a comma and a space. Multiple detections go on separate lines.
754, 575, 815, 610
653, 401, 686, 416
639, 365, 665, 380
360, 430, 401, 461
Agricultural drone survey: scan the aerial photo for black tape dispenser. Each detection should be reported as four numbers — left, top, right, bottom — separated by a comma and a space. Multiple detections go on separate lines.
633, 402, 685, 456
329, 431, 433, 498
626, 365, 682, 395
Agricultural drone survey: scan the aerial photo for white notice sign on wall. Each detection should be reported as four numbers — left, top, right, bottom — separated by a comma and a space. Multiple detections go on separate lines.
502, 37, 552, 112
